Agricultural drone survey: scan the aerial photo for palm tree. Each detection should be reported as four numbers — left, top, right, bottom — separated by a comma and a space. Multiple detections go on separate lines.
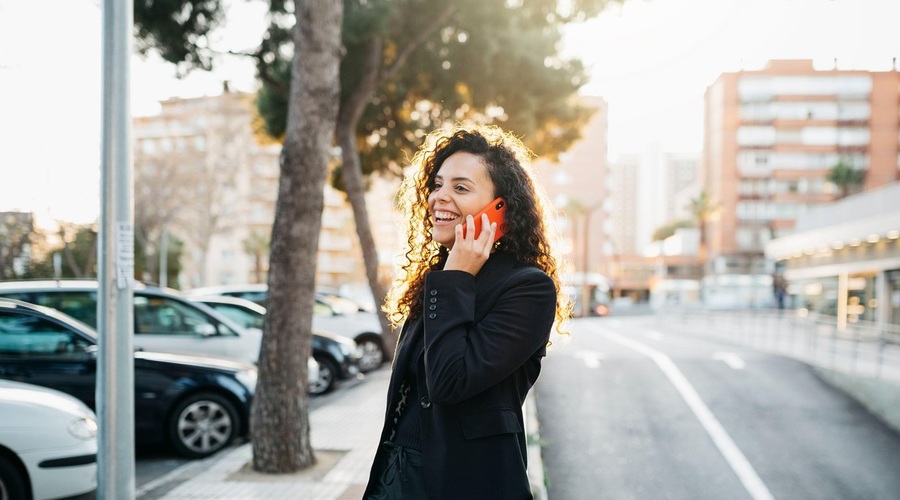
686, 190, 720, 269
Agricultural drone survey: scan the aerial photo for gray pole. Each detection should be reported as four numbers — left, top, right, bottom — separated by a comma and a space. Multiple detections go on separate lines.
159, 226, 169, 288
98, 0, 135, 498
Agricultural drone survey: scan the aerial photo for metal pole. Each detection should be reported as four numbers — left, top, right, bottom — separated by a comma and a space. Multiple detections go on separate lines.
99, 0, 135, 498
159, 226, 169, 288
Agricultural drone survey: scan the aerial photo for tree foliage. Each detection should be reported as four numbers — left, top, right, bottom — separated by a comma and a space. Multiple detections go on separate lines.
133, 0, 226, 75
0, 212, 35, 280
827, 160, 865, 198
652, 219, 695, 242
255, 0, 616, 173
21, 223, 102, 279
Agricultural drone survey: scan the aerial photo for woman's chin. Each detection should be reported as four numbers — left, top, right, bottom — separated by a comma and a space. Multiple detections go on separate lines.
431, 228, 453, 248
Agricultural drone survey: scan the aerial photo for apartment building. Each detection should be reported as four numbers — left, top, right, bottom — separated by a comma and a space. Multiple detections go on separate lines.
533, 96, 611, 306
132, 89, 370, 289
702, 59, 900, 307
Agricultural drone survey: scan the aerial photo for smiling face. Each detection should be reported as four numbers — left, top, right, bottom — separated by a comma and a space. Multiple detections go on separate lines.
427, 151, 497, 249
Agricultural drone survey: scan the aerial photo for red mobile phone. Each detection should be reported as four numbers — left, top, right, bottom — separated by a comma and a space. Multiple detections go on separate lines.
462, 197, 507, 243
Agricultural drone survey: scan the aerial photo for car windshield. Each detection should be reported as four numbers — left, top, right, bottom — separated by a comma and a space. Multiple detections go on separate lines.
208, 303, 264, 330
318, 294, 360, 315
134, 295, 237, 337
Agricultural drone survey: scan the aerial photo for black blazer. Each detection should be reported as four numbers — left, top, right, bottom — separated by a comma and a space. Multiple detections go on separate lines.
365, 250, 557, 499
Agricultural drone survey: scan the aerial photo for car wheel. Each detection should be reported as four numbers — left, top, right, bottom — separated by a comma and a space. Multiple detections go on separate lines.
168, 392, 239, 459
0, 455, 27, 500
310, 355, 338, 396
356, 335, 385, 372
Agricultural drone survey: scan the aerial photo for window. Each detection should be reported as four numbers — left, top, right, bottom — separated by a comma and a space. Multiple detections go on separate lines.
209, 304, 264, 330
0, 291, 98, 328
739, 75, 872, 99
737, 126, 775, 146
801, 127, 870, 146
133, 295, 232, 337
0, 312, 92, 358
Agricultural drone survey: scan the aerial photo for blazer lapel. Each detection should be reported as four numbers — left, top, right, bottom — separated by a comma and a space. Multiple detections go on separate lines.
393, 316, 423, 375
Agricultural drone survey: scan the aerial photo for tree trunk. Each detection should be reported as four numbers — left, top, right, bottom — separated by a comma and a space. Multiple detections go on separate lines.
332, 9, 456, 358
336, 36, 397, 359
251, 0, 343, 473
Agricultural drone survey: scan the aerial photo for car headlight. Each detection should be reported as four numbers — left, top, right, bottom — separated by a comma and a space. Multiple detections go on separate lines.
236, 369, 258, 393
69, 416, 98, 441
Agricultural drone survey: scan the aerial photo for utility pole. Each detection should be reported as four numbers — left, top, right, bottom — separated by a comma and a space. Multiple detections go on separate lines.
98, 0, 135, 497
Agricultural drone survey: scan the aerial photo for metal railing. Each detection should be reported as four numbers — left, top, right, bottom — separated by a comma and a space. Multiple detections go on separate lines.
657, 308, 900, 384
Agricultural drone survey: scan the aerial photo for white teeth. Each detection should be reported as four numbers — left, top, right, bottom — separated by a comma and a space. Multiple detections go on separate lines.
434, 211, 458, 222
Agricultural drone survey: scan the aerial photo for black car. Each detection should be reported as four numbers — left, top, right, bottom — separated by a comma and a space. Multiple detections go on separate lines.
0, 299, 256, 458
189, 295, 362, 395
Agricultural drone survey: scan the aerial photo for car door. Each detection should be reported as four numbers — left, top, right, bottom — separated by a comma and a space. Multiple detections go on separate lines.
0, 310, 97, 408
133, 294, 258, 363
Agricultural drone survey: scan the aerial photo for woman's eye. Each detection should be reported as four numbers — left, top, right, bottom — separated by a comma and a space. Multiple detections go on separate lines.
454, 185, 468, 192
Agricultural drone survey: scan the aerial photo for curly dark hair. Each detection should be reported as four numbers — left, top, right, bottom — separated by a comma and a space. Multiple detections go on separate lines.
384, 124, 572, 336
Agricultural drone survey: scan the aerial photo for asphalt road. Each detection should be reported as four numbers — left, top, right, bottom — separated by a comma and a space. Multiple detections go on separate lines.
536, 316, 900, 500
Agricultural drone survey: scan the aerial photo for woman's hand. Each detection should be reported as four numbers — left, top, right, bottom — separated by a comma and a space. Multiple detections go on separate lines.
444, 213, 496, 276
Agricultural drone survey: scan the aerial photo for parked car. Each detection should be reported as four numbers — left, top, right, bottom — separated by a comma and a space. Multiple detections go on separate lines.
0, 379, 98, 500
184, 284, 388, 372
189, 295, 361, 395
0, 279, 319, 390
0, 298, 256, 458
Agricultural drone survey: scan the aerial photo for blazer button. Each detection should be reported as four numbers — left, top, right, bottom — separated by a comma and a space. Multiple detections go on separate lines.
430, 290, 437, 296
430, 297, 437, 303
429, 304, 436, 311
429, 313, 436, 319
419, 397, 432, 409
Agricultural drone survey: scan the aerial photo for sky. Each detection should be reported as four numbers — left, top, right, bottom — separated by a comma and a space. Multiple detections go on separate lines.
1, 0, 898, 225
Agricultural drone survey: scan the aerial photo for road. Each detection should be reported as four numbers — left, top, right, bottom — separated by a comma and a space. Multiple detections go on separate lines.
536, 316, 900, 500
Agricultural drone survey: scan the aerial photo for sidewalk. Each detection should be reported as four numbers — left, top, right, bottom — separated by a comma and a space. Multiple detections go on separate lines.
138, 367, 546, 499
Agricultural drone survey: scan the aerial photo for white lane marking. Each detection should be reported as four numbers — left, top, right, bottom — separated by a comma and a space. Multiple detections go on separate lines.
714, 352, 746, 370
573, 350, 604, 368
598, 327, 774, 500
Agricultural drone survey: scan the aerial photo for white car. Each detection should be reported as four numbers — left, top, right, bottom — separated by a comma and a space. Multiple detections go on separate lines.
0, 380, 98, 500
184, 284, 388, 372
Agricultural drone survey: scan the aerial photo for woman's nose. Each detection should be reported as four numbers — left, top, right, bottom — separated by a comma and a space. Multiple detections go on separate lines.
431, 186, 450, 201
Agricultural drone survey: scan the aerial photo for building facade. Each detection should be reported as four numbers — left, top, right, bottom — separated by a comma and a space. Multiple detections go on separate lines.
533, 96, 611, 310
766, 181, 900, 327
132, 90, 372, 290
702, 59, 900, 307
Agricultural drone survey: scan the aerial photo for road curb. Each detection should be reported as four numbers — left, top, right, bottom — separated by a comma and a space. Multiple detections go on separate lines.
525, 390, 547, 500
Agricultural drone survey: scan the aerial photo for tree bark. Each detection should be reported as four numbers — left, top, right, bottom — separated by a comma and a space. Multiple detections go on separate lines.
251, 0, 343, 473
336, 36, 396, 358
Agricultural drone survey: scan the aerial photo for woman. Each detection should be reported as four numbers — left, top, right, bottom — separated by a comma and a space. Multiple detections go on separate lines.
364, 124, 571, 499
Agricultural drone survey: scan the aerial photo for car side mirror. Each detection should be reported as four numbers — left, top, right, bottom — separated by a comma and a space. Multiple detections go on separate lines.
194, 323, 217, 337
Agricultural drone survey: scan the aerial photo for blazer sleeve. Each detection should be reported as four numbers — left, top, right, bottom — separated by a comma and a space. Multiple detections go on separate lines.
422, 266, 556, 405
